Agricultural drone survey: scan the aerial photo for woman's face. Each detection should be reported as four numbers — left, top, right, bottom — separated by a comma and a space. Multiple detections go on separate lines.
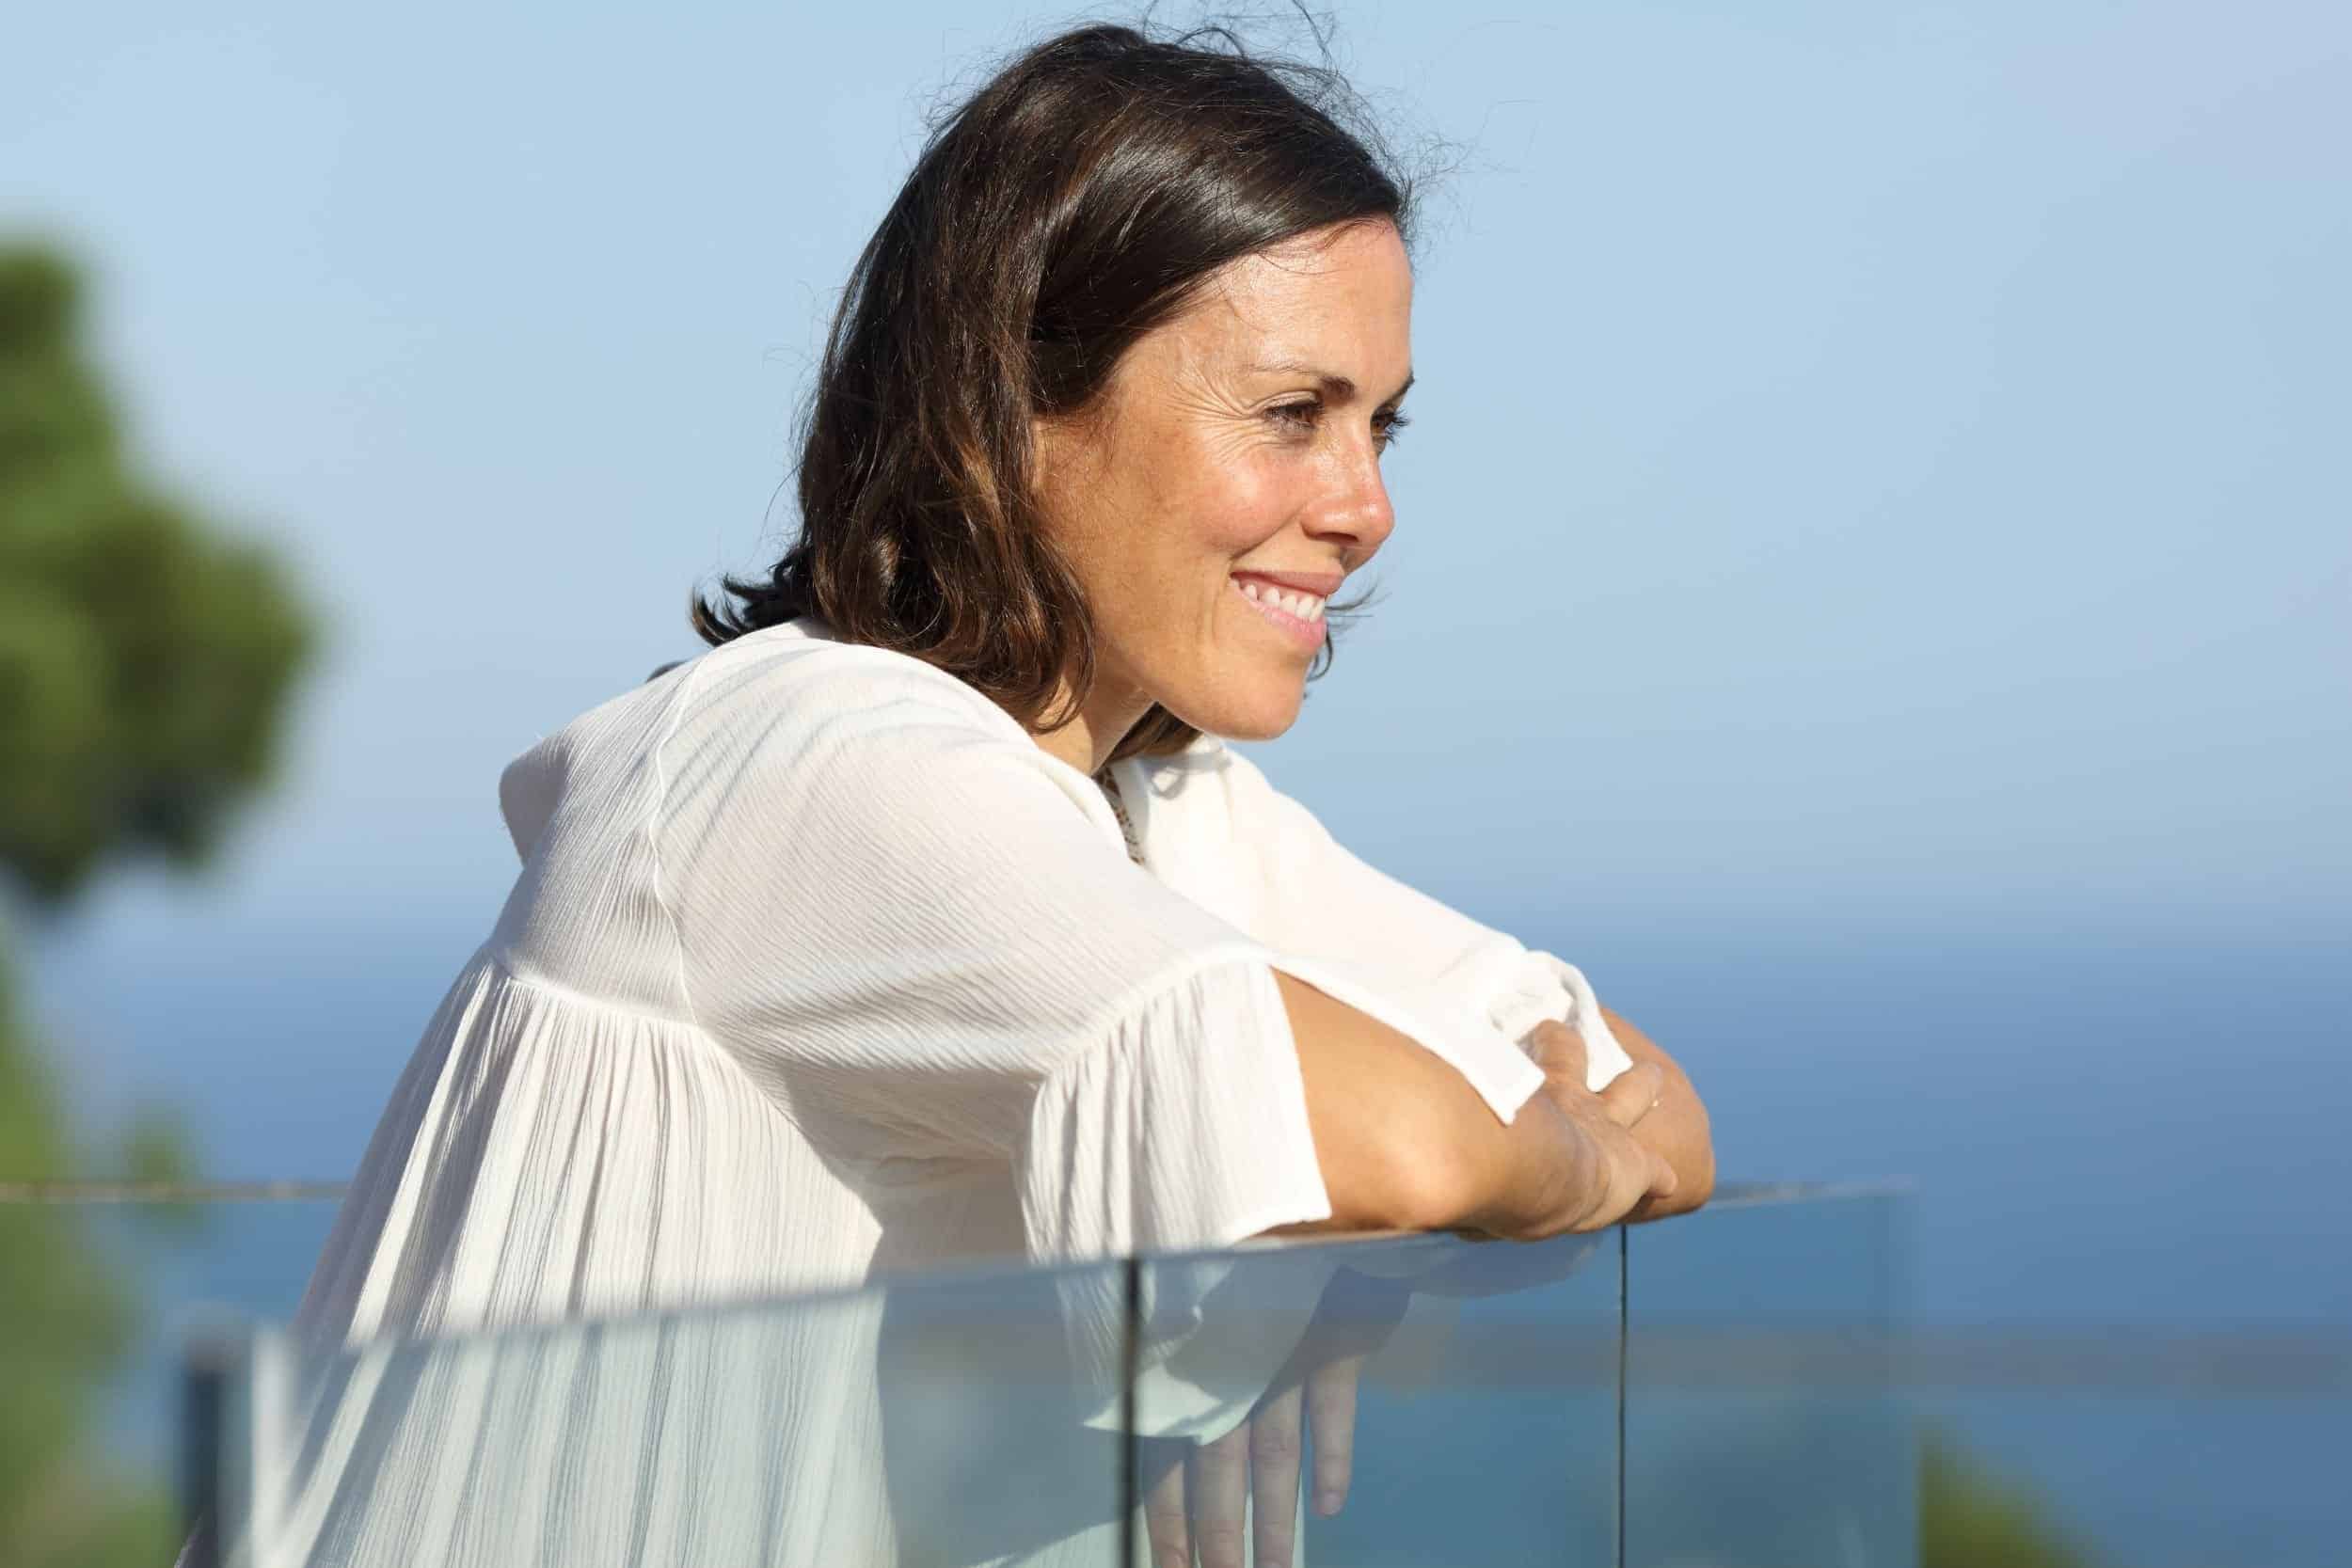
1031, 216, 1413, 756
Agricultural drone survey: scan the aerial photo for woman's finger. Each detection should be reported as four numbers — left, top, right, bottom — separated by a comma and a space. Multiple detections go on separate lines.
1140, 1441, 1191, 1568
1525, 1018, 1588, 1085
1567, 1119, 1680, 1232
1249, 1382, 1306, 1565
1189, 1419, 1254, 1568
1597, 1061, 1665, 1130
1303, 1355, 1363, 1516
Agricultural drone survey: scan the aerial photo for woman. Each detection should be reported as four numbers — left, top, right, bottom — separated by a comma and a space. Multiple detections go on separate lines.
226, 18, 1713, 1568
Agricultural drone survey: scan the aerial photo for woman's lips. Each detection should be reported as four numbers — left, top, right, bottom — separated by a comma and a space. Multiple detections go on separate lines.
1231, 574, 1327, 651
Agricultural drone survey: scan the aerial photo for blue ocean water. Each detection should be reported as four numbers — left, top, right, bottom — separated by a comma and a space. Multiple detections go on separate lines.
35, 912, 2352, 1563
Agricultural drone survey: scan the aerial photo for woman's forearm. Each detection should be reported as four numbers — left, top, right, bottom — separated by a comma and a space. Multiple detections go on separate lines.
1266, 969, 1584, 1235
1264, 972, 1659, 1241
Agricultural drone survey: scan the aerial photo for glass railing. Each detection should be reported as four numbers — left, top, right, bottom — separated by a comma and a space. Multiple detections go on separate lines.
1625, 1185, 1912, 1567
19, 1180, 2347, 1563
138, 1183, 1913, 1567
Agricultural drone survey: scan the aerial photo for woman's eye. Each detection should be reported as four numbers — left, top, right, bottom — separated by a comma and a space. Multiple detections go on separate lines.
1266, 402, 1411, 452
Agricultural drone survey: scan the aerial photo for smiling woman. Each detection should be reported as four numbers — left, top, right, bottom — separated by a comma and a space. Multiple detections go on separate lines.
1024, 218, 1413, 758
222, 16, 1709, 1568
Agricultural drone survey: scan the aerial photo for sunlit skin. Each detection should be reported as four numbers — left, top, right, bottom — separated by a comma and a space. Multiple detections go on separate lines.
1027, 216, 1410, 776
1020, 214, 1714, 1568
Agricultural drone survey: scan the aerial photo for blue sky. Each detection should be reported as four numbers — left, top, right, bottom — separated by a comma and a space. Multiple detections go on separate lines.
6, 2, 2346, 1029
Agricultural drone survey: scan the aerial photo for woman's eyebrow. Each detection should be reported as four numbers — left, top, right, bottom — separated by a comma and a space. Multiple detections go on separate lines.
1249, 359, 1416, 404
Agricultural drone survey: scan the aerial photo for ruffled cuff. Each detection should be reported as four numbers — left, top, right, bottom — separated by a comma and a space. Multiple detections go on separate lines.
1486, 951, 1635, 1092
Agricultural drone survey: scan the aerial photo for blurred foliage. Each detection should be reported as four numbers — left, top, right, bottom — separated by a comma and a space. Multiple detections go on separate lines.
0, 241, 316, 910
0, 960, 179, 1567
1, 235, 319, 1564
1922, 1419, 2104, 1568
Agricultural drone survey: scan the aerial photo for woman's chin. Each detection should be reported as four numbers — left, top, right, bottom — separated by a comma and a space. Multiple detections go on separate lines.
1171, 682, 1306, 742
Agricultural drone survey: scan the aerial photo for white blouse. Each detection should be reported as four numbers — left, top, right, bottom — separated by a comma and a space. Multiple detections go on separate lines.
225, 613, 1632, 1568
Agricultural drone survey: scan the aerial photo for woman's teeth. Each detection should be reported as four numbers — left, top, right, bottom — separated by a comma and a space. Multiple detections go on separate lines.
1232, 578, 1327, 622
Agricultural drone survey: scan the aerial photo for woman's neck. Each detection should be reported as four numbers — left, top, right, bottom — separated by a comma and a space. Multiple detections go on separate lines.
1028, 673, 1152, 777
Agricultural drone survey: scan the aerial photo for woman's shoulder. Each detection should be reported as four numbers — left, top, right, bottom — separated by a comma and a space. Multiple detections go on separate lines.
674, 616, 1022, 741
654, 616, 1108, 835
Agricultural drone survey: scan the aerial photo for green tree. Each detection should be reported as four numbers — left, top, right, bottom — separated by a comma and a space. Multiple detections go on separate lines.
0, 236, 317, 1566
0, 245, 313, 902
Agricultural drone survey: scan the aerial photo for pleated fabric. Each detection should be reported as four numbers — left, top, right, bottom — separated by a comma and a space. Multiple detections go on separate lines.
200, 614, 1631, 1567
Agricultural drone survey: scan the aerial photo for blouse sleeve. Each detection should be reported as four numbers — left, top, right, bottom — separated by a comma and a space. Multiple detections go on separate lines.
1197, 739, 1637, 1093
648, 644, 1543, 1264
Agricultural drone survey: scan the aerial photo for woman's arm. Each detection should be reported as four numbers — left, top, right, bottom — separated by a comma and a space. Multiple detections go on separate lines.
1177, 745, 1712, 1220
1263, 972, 1677, 1239
1167, 743, 1642, 1094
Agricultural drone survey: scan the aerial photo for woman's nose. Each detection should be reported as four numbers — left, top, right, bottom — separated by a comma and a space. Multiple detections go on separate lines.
1307, 449, 1397, 561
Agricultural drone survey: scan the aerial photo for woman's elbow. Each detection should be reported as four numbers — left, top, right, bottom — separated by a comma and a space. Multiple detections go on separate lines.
1325, 1111, 1493, 1234
1278, 968, 1518, 1235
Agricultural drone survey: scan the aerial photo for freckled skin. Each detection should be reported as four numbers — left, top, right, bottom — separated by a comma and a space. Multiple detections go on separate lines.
1028, 218, 1414, 774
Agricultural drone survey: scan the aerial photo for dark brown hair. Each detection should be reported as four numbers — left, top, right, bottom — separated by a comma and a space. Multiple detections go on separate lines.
690, 13, 1431, 765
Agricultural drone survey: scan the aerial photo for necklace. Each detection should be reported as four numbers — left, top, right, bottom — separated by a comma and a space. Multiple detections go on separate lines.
1095, 767, 1145, 865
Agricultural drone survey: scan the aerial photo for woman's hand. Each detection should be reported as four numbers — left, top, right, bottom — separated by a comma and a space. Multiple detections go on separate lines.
1139, 1267, 1411, 1567
1445, 1020, 1675, 1243
1528, 1012, 1715, 1220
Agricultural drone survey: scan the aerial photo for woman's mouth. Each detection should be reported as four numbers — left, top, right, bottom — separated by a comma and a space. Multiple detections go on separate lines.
1231, 573, 1327, 651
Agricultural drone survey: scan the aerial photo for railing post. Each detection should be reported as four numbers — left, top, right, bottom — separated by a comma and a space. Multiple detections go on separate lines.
1614, 1223, 1629, 1568
179, 1328, 234, 1568
1119, 1252, 1142, 1568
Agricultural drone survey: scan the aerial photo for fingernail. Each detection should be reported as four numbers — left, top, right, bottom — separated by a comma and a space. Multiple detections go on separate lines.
1315, 1490, 1344, 1515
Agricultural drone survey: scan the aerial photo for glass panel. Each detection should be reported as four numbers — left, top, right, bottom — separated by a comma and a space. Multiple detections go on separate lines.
0, 1196, 340, 1566
1132, 1227, 1622, 1567
1623, 1187, 1915, 1568
165, 1201, 1931, 1565
195, 1251, 1134, 1568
